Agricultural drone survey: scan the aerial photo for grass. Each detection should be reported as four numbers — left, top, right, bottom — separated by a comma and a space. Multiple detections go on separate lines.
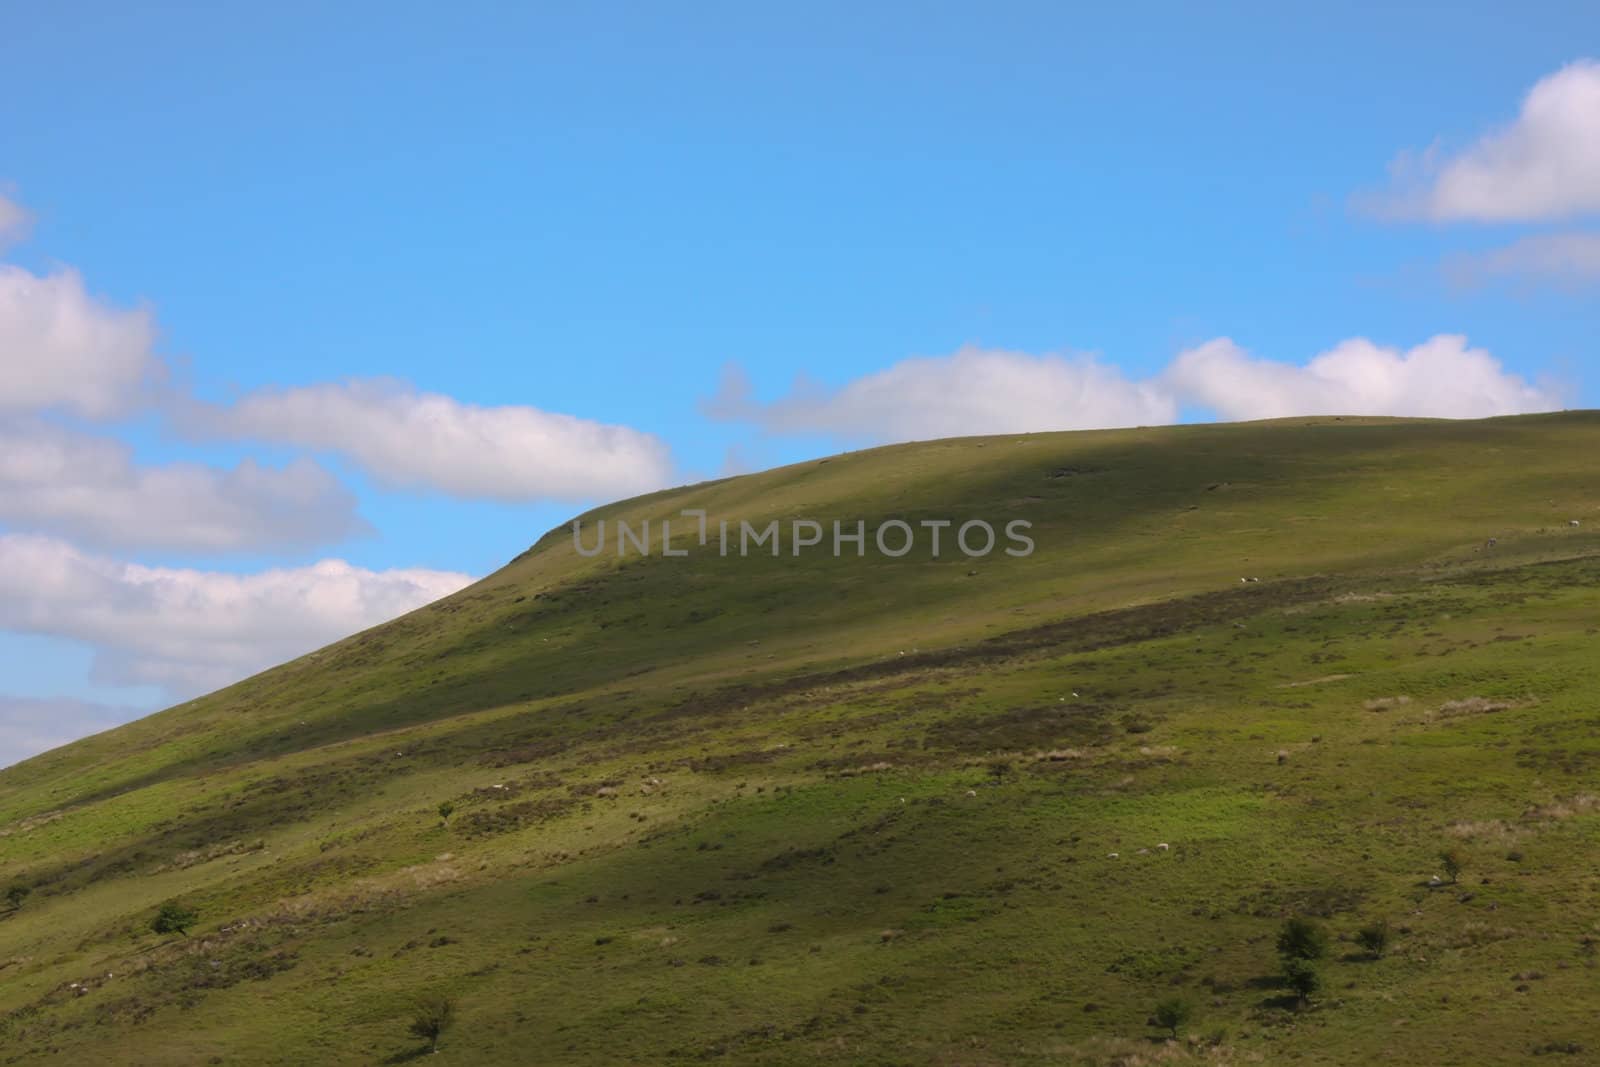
2, 413, 1600, 1064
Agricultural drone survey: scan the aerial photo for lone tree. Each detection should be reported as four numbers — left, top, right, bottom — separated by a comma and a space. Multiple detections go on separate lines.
1356, 918, 1391, 958
408, 994, 455, 1053
1439, 847, 1466, 884
4, 884, 29, 911
1276, 917, 1328, 962
437, 801, 455, 825
150, 901, 198, 937
1152, 996, 1193, 1039
1282, 958, 1321, 1006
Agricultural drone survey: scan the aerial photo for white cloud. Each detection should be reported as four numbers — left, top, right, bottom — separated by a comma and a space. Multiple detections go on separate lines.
0, 192, 31, 251
0, 265, 163, 419
0, 534, 473, 698
184, 379, 675, 503
0, 419, 366, 553
1165, 334, 1564, 421
703, 347, 1178, 441
1444, 231, 1600, 289
707, 336, 1563, 442
1367, 59, 1600, 222
0, 695, 149, 770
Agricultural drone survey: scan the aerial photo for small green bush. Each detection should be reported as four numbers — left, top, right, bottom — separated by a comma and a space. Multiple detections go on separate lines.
408, 994, 455, 1051
151, 901, 198, 937
1440, 847, 1466, 884
1151, 996, 1192, 1039
1276, 917, 1328, 961
1356, 918, 1390, 957
1283, 958, 1321, 1004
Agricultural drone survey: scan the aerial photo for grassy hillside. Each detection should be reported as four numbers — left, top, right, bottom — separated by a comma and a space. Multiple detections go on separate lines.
3, 413, 1600, 1065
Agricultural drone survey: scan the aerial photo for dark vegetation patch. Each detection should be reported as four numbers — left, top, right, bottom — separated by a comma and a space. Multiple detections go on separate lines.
914, 891, 1003, 927
654, 577, 1339, 736
1231, 884, 1368, 920
18, 749, 421, 897
1106, 944, 1199, 980
462, 771, 564, 805
455, 796, 578, 838
0, 934, 302, 1046
478, 737, 571, 769
807, 752, 899, 771
676, 749, 780, 774
758, 847, 836, 873
923, 704, 1116, 753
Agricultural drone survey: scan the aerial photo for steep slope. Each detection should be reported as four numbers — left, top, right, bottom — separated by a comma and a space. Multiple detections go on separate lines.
2, 413, 1599, 1065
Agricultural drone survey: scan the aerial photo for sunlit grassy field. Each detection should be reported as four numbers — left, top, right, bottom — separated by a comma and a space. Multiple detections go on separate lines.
3, 413, 1599, 1065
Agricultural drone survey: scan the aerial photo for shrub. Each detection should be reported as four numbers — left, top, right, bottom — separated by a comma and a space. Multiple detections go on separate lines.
1276, 917, 1328, 961
3, 885, 29, 910
1282, 958, 1320, 1005
1356, 919, 1390, 958
151, 901, 198, 937
408, 994, 455, 1052
1440, 847, 1466, 884
437, 801, 455, 824
1151, 996, 1192, 1039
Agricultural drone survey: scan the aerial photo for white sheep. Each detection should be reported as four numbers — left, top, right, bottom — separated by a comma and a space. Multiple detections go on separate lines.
1107, 852, 1119, 859
1571, 520, 1582, 528
1156, 842, 1170, 851
965, 789, 977, 797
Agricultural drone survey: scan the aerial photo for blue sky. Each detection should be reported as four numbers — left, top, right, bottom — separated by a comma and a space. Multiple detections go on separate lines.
2, 1, 1597, 764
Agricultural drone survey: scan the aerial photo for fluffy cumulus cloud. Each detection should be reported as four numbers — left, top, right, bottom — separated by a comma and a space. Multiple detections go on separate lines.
0, 534, 473, 698
1165, 335, 1563, 421
1368, 59, 1600, 223
185, 379, 675, 503
707, 336, 1562, 442
0, 419, 367, 553
703, 347, 1178, 441
0, 695, 148, 769
1445, 231, 1600, 289
0, 265, 162, 419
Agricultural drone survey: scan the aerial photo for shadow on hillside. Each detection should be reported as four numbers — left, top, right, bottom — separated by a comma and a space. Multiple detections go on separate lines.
26, 415, 1600, 817
14, 572, 1343, 895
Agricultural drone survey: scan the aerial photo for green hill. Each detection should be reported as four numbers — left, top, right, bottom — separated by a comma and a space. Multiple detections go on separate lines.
3, 414, 1599, 1065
